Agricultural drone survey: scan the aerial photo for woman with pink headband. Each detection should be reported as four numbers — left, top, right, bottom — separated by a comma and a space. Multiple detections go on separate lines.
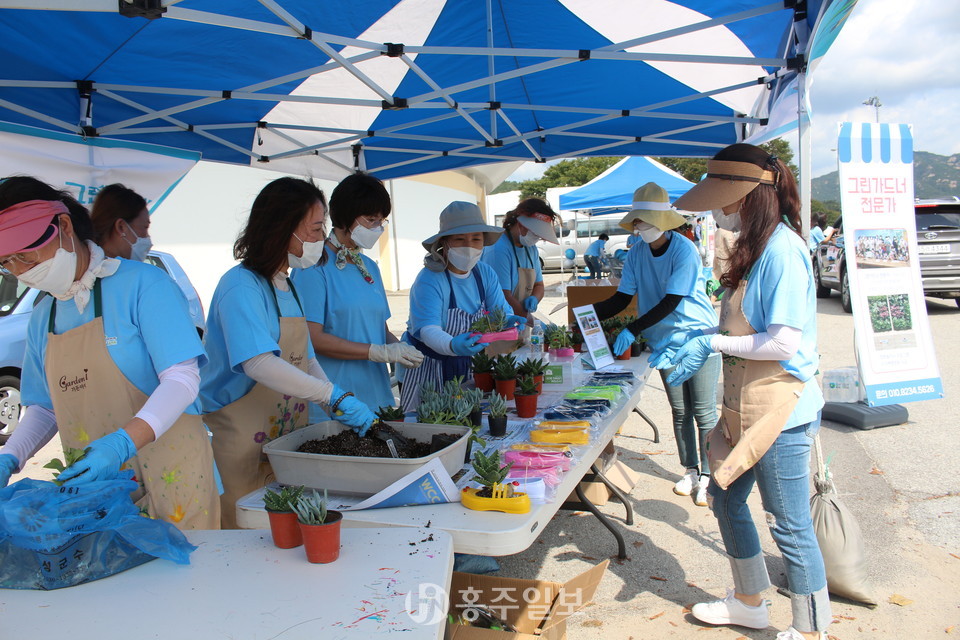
0, 177, 219, 530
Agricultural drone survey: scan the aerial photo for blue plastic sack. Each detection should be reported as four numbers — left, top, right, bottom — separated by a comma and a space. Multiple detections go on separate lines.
0, 470, 196, 590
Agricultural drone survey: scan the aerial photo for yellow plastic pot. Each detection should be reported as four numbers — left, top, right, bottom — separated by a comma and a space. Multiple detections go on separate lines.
537, 420, 591, 429
461, 485, 531, 514
510, 443, 572, 453
530, 428, 590, 445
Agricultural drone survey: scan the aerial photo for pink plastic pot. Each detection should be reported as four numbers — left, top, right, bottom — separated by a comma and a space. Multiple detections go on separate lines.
476, 328, 519, 344
555, 347, 575, 358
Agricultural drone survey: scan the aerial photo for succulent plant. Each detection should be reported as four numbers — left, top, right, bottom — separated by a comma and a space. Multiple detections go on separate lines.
517, 357, 547, 377
292, 489, 329, 525
492, 354, 518, 381
515, 375, 539, 397
375, 405, 406, 421
488, 392, 508, 419
464, 388, 484, 410
470, 308, 507, 333
470, 449, 513, 487
471, 351, 494, 373
263, 484, 305, 512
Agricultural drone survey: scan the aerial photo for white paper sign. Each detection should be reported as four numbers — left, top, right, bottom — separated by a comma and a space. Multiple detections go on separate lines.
572, 304, 615, 369
837, 122, 942, 405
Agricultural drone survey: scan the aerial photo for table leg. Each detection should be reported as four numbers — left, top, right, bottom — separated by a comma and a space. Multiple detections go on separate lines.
590, 463, 634, 525
573, 483, 628, 560
632, 406, 660, 443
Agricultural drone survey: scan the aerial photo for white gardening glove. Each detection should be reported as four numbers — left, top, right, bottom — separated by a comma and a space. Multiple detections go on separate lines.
368, 343, 425, 368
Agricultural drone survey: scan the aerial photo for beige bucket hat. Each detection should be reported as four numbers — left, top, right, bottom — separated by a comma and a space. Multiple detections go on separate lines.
618, 182, 686, 232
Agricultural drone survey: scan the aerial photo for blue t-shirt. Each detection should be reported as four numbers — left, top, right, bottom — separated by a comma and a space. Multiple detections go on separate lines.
741, 224, 824, 427
616, 231, 717, 351
407, 262, 512, 338
290, 247, 394, 411
626, 233, 642, 249
808, 226, 825, 251
200, 266, 313, 412
22, 260, 206, 415
481, 233, 543, 294
584, 239, 606, 257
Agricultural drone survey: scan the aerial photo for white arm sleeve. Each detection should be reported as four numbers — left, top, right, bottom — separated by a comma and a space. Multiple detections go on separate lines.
711, 324, 802, 361
307, 357, 329, 382
0, 405, 58, 469
242, 352, 335, 404
420, 324, 457, 356
135, 358, 200, 441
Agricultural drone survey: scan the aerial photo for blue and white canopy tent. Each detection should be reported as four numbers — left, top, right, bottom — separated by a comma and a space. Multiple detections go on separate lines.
0, 0, 856, 187
559, 156, 695, 214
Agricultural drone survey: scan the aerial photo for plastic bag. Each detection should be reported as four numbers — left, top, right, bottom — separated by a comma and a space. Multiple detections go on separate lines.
809, 437, 877, 605
0, 471, 196, 590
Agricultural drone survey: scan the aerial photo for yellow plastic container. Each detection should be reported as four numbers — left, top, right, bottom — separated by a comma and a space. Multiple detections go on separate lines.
530, 428, 590, 445
537, 420, 591, 429
510, 443, 572, 453
461, 485, 531, 514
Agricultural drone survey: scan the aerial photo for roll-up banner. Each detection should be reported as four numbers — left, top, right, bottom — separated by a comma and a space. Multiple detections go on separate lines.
837, 122, 943, 405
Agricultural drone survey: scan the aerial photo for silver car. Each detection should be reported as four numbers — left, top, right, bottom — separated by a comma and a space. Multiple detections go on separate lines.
537, 215, 631, 270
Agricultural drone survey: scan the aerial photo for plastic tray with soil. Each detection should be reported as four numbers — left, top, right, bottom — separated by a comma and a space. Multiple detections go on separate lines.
295, 421, 458, 459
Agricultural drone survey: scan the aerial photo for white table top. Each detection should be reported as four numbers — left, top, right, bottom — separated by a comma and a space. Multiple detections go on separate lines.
238, 354, 652, 556
2, 528, 453, 640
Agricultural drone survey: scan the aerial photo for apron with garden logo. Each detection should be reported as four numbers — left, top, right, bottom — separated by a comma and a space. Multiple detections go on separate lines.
205, 277, 309, 529
402, 269, 490, 411
707, 274, 804, 490
45, 279, 220, 530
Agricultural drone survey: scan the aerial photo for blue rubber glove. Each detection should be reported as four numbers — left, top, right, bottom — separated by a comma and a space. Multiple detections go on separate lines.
660, 334, 716, 386
0, 453, 19, 488
336, 395, 376, 437
59, 430, 137, 484
613, 327, 635, 357
450, 332, 484, 356
523, 296, 539, 312
648, 329, 705, 369
505, 314, 528, 330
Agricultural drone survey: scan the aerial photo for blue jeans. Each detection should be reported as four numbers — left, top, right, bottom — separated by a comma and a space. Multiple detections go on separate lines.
659, 352, 720, 474
584, 254, 602, 279
708, 415, 831, 633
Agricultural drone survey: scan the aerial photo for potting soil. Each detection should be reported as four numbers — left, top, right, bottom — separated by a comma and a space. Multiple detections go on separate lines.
295, 423, 456, 459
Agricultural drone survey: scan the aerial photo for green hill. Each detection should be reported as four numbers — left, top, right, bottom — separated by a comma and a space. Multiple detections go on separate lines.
812, 151, 960, 202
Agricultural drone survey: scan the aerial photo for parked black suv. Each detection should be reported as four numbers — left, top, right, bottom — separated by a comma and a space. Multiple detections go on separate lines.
813, 198, 960, 312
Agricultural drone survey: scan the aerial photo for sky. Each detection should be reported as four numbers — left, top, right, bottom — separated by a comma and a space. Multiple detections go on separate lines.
507, 0, 960, 183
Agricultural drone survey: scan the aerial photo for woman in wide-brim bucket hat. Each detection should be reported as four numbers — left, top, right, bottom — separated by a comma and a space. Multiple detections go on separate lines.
594, 181, 720, 507
663, 143, 831, 640
400, 202, 526, 411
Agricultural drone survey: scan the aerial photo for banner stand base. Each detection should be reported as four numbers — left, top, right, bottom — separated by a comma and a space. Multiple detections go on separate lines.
822, 402, 909, 430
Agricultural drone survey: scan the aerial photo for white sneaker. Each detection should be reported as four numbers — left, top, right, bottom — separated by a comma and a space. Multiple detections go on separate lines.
777, 627, 826, 640
673, 468, 699, 496
694, 475, 710, 506
691, 589, 770, 629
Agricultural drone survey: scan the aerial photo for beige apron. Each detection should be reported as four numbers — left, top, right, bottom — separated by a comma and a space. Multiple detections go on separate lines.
707, 277, 804, 490
45, 280, 220, 530
486, 245, 536, 356
205, 277, 309, 529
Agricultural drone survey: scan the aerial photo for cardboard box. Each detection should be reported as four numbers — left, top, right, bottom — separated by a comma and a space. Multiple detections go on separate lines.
565, 285, 637, 326
564, 459, 642, 507
445, 561, 609, 640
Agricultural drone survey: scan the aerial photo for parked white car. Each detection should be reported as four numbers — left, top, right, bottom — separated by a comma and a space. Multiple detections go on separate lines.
537, 215, 630, 270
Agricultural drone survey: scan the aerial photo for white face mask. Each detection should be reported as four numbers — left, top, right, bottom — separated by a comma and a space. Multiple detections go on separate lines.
18, 235, 77, 299
632, 229, 641, 236
446, 246, 483, 272
351, 222, 384, 250
637, 222, 663, 244
712, 208, 742, 233
123, 221, 152, 262
288, 233, 324, 269
519, 231, 539, 247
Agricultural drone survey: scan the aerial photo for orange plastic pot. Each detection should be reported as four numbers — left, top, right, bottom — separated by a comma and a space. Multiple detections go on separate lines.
495, 378, 516, 400
533, 374, 544, 395
515, 393, 539, 418
573, 343, 582, 353
473, 372, 494, 392
299, 511, 342, 564
267, 509, 302, 549
615, 346, 631, 360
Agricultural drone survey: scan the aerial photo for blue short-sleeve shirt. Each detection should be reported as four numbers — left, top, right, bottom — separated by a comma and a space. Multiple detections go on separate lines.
408, 262, 512, 338
616, 231, 718, 351
22, 260, 206, 414
481, 233, 543, 294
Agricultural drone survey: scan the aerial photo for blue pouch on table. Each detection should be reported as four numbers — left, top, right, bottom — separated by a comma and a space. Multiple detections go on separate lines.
0, 470, 196, 590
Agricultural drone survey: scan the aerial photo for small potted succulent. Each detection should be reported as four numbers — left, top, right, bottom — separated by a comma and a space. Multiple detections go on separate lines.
487, 392, 508, 437
602, 317, 631, 360
470, 308, 519, 344
464, 388, 484, 428
292, 489, 342, 564
375, 405, 406, 423
492, 354, 518, 400
262, 484, 305, 549
460, 450, 530, 514
471, 351, 495, 392
514, 375, 540, 419
547, 326, 575, 358
570, 325, 584, 353
631, 331, 647, 357
518, 357, 547, 394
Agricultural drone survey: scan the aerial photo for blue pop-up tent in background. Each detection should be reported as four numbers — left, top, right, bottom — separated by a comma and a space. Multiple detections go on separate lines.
559, 156, 695, 212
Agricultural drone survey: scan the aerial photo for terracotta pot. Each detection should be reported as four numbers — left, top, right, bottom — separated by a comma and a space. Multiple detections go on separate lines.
266, 509, 302, 549
555, 347, 575, 358
473, 372, 494, 392
299, 510, 343, 564
573, 343, 582, 353
533, 374, 544, 395
488, 415, 508, 437
494, 378, 516, 400
616, 347, 631, 360
515, 393, 538, 418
